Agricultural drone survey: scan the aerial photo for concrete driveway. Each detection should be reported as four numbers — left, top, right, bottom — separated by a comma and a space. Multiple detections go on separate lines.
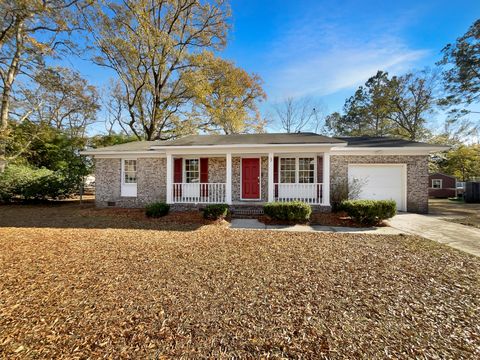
388, 213, 480, 257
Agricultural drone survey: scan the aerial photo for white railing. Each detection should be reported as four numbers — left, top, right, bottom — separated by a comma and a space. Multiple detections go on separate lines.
172, 183, 226, 204
274, 183, 323, 204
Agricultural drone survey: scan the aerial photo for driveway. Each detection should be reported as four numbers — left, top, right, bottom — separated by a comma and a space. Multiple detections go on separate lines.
388, 213, 480, 257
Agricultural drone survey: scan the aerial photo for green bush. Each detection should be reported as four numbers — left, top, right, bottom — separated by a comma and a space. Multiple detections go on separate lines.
340, 199, 396, 226
0, 164, 77, 202
203, 204, 229, 220
263, 201, 312, 222
145, 202, 170, 218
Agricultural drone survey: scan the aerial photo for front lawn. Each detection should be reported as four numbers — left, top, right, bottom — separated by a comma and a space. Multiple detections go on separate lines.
0, 203, 479, 358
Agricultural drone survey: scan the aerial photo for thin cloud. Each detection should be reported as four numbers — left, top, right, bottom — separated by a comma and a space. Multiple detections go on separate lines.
262, 9, 430, 100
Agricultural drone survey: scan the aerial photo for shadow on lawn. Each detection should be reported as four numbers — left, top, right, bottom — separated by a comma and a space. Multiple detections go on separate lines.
0, 201, 212, 231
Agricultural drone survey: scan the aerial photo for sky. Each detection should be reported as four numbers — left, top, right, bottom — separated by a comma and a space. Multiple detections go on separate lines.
67, 0, 480, 133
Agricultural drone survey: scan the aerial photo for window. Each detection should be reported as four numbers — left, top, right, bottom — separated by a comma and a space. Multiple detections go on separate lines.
123, 160, 137, 184
279, 157, 316, 183
432, 179, 442, 189
280, 158, 296, 183
185, 159, 200, 183
298, 158, 315, 183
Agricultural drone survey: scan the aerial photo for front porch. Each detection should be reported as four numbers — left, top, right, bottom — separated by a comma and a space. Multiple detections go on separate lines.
165, 152, 331, 207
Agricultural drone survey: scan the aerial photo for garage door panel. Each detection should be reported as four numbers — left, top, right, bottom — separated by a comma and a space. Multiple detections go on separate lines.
348, 165, 406, 211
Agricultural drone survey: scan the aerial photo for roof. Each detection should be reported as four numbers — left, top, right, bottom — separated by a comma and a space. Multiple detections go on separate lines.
156, 133, 345, 147
85, 141, 158, 153
81, 133, 448, 155
429, 172, 457, 179
336, 136, 449, 148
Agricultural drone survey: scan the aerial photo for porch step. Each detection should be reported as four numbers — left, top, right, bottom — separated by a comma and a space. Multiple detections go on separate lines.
230, 206, 264, 219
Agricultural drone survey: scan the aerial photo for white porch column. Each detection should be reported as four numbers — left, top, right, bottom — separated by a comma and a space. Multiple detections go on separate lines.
268, 152, 274, 202
225, 153, 232, 204
322, 152, 331, 206
166, 153, 173, 204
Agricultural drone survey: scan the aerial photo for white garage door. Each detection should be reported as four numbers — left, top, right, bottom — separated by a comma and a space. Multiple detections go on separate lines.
348, 164, 406, 211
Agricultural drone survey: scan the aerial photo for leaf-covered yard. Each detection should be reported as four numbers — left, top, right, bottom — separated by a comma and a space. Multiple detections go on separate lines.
0, 203, 479, 358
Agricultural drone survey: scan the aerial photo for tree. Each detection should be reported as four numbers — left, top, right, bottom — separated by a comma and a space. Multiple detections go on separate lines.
14, 66, 100, 139
84, 0, 230, 140
439, 19, 480, 121
274, 97, 323, 133
325, 70, 437, 140
0, 0, 90, 171
184, 52, 266, 134
438, 145, 480, 181
387, 70, 438, 140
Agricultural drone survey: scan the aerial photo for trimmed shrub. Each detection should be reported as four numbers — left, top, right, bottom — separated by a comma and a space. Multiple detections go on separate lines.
203, 204, 229, 220
263, 201, 312, 222
0, 164, 77, 202
340, 199, 396, 226
145, 202, 170, 218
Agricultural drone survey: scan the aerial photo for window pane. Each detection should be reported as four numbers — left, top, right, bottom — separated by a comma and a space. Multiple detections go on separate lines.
185, 159, 200, 183
299, 158, 314, 183
280, 158, 296, 183
124, 160, 137, 183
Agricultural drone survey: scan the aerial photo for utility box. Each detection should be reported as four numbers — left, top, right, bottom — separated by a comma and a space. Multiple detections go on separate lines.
465, 182, 480, 203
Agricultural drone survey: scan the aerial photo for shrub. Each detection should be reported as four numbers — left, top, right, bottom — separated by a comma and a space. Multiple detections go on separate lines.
263, 201, 312, 222
340, 199, 396, 226
0, 164, 77, 202
203, 204, 229, 220
145, 202, 170, 218
331, 177, 365, 212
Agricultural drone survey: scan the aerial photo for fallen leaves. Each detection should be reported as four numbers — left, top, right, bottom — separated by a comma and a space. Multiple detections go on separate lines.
0, 203, 479, 358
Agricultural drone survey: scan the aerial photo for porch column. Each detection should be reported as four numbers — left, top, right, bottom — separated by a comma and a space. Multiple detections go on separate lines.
166, 153, 173, 204
322, 152, 330, 206
225, 153, 232, 204
268, 152, 274, 202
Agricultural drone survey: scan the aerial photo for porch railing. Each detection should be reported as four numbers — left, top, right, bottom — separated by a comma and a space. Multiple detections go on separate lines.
274, 183, 323, 204
173, 183, 226, 204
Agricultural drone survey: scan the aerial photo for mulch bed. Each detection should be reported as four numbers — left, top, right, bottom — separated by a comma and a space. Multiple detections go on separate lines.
0, 204, 479, 358
259, 211, 383, 227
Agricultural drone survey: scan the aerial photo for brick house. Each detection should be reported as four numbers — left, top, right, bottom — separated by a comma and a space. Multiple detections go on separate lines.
82, 133, 448, 214
428, 173, 459, 198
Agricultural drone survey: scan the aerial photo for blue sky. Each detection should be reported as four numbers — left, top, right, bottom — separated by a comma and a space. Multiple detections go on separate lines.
67, 0, 480, 133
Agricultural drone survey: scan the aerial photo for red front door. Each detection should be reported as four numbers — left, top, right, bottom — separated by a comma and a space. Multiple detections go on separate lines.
242, 158, 260, 199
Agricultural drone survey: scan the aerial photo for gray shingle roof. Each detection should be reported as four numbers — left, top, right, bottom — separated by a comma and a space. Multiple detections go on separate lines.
85, 141, 158, 152
156, 133, 346, 146
336, 136, 448, 148
82, 134, 448, 154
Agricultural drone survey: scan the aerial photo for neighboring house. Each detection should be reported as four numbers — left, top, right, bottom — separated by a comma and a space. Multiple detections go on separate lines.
428, 173, 460, 198
81, 133, 448, 214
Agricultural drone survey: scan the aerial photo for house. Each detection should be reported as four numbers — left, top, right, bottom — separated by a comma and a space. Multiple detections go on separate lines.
428, 173, 462, 198
81, 133, 448, 214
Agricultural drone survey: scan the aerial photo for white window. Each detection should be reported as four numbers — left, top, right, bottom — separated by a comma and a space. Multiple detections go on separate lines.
280, 158, 296, 183
432, 179, 442, 189
185, 159, 200, 183
279, 157, 315, 183
298, 158, 315, 183
123, 160, 137, 184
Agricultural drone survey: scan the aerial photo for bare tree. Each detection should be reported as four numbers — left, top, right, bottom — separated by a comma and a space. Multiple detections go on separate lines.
274, 97, 325, 133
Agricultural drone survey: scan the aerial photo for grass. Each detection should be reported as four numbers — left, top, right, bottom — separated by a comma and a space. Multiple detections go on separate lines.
1, 202, 479, 358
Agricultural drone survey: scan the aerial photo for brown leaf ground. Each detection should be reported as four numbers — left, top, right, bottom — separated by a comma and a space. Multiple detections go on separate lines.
0, 203, 479, 359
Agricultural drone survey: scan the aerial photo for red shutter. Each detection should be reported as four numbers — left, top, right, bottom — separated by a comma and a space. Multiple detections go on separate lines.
200, 158, 208, 197
317, 156, 323, 183
274, 157, 279, 198
174, 158, 183, 197
317, 156, 323, 201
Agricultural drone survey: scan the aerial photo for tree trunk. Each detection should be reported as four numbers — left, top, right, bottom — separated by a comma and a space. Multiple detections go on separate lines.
0, 19, 24, 172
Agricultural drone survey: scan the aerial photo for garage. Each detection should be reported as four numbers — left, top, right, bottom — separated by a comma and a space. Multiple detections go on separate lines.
348, 164, 407, 211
